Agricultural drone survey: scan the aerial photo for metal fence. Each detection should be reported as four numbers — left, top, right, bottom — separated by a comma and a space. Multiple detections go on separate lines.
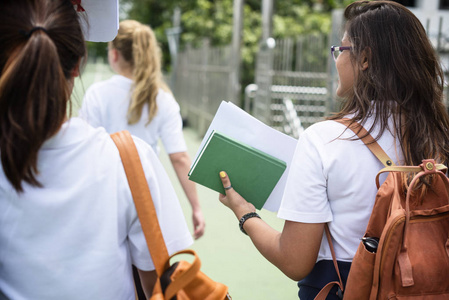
248, 34, 330, 132
172, 40, 235, 136
172, 9, 449, 138
174, 33, 331, 137
171, 11, 327, 137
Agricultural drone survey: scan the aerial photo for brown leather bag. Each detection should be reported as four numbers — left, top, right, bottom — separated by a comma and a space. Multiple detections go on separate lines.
111, 130, 231, 300
339, 121, 449, 299
344, 159, 449, 299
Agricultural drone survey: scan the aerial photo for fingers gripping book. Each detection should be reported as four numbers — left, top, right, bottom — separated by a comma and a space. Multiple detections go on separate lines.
188, 130, 287, 210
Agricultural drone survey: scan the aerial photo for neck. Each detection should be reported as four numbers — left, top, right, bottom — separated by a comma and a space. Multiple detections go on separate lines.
118, 68, 133, 80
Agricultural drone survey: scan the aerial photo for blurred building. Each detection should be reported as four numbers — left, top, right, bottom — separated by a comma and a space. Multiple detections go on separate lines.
394, 0, 449, 73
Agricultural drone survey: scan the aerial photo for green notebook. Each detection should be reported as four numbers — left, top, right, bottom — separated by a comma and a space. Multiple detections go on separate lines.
188, 130, 287, 210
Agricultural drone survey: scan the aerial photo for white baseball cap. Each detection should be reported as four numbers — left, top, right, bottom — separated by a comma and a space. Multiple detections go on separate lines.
72, 0, 119, 42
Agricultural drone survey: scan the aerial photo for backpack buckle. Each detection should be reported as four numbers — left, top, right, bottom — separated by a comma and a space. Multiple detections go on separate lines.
421, 159, 436, 173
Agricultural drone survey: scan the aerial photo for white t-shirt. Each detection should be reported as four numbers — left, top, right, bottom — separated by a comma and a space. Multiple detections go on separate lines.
79, 75, 187, 155
0, 118, 193, 300
278, 117, 403, 263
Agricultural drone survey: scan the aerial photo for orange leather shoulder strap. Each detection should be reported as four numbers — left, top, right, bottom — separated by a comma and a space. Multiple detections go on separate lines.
111, 130, 169, 276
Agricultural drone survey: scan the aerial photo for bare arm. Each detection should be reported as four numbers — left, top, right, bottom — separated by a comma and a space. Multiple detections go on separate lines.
137, 269, 158, 298
169, 151, 205, 239
218, 171, 323, 281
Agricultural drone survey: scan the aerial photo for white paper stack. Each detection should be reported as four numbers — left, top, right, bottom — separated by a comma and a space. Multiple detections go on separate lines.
191, 101, 298, 212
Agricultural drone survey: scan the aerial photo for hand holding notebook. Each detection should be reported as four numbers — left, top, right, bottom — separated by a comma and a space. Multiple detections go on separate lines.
189, 101, 297, 212
188, 130, 287, 210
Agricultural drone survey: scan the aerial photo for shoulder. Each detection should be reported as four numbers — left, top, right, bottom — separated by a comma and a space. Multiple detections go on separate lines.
156, 89, 179, 109
300, 120, 349, 144
294, 119, 369, 165
305, 119, 344, 132
44, 117, 109, 147
131, 135, 161, 167
85, 75, 132, 97
85, 76, 114, 93
154, 90, 182, 122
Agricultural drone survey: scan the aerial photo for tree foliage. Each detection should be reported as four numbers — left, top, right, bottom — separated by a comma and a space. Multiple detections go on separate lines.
90, 0, 351, 87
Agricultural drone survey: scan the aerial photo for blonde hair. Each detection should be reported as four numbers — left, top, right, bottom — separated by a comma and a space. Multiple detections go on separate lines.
111, 20, 170, 124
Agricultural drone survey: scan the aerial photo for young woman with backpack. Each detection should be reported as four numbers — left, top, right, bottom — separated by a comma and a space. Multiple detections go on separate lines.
218, 1, 449, 299
0, 1, 192, 299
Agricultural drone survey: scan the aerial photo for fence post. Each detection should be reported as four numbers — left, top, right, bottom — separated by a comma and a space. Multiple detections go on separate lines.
254, 38, 276, 125
229, 0, 244, 106
262, 0, 273, 41
327, 9, 345, 115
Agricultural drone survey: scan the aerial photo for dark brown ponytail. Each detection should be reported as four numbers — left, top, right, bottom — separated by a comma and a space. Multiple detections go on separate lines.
0, 0, 86, 192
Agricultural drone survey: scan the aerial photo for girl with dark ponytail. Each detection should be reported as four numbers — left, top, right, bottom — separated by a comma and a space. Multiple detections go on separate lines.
0, 1, 84, 192
0, 1, 192, 299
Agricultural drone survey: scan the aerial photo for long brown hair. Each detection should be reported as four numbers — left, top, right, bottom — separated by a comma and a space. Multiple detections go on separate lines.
110, 20, 170, 125
330, 0, 449, 166
0, 0, 86, 192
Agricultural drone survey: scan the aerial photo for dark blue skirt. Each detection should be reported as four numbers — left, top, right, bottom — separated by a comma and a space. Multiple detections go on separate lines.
297, 260, 351, 300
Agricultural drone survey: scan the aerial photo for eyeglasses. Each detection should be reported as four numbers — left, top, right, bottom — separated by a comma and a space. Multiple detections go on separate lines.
331, 46, 352, 61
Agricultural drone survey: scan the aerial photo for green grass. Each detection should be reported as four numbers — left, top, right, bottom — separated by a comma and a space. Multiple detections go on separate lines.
73, 61, 299, 300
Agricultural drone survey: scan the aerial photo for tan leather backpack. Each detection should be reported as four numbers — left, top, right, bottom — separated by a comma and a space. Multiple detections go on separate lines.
341, 121, 449, 299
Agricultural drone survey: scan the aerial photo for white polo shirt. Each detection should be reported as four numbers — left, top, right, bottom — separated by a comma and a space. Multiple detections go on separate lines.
79, 75, 187, 155
278, 117, 403, 262
0, 118, 193, 300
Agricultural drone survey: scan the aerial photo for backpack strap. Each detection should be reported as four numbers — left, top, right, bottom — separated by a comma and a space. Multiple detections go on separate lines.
112, 131, 229, 300
110, 130, 170, 276
336, 119, 395, 167
314, 224, 344, 300
336, 119, 448, 187
375, 164, 448, 188
316, 119, 393, 299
